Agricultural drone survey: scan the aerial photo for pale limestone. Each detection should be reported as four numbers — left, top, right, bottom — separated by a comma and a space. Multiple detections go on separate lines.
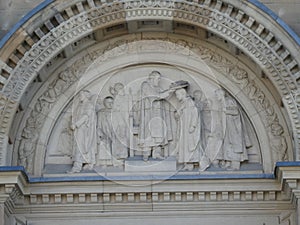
0, 0, 300, 224
125, 157, 177, 172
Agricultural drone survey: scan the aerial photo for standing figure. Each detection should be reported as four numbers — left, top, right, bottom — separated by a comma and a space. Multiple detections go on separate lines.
270, 123, 287, 162
175, 88, 200, 171
210, 88, 226, 167
68, 90, 97, 173
109, 83, 130, 160
97, 96, 114, 167
18, 123, 37, 174
222, 94, 250, 170
138, 71, 173, 161
193, 89, 211, 150
57, 113, 73, 157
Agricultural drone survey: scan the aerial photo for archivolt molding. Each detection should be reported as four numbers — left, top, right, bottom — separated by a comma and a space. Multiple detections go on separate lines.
0, 0, 299, 165
16, 37, 289, 175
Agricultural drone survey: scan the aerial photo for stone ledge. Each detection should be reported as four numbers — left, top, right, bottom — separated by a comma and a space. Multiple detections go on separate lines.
124, 157, 177, 172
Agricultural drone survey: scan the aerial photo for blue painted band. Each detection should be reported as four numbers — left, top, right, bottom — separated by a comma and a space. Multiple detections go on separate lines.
0, 166, 29, 181
1, 0, 300, 50
28, 173, 275, 183
0, 166, 275, 182
0, 0, 54, 49
247, 0, 300, 46
0, 165, 26, 172
276, 161, 300, 167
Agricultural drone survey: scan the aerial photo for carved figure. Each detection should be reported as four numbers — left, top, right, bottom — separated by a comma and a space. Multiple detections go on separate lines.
39, 85, 57, 103
270, 123, 288, 161
57, 113, 73, 156
175, 88, 200, 171
109, 83, 130, 160
18, 124, 37, 174
138, 71, 173, 161
193, 89, 211, 150
210, 88, 226, 167
97, 96, 114, 166
221, 94, 251, 170
68, 90, 97, 173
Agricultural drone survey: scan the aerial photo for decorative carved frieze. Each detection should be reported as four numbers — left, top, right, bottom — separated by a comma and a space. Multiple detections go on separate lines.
0, 166, 298, 225
25, 190, 284, 205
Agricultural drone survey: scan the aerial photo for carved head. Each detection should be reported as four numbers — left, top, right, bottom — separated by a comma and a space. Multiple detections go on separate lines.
215, 88, 225, 101
175, 88, 187, 101
103, 96, 114, 109
21, 127, 35, 139
78, 90, 91, 101
148, 71, 161, 86
193, 89, 203, 101
112, 83, 125, 96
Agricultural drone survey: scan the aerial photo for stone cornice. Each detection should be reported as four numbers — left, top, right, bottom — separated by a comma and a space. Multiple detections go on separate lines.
276, 162, 300, 208
0, 166, 291, 206
0, 165, 299, 219
0, 168, 27, 215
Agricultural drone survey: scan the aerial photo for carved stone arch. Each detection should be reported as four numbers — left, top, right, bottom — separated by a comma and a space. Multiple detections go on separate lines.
0, 0, 299, 168
12, 37, 290, 175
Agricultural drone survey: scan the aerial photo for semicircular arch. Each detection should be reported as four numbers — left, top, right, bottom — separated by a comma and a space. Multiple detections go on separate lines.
0, 0, 299, 168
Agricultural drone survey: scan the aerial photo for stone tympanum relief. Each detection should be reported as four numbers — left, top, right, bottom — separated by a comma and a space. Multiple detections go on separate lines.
15, 38, 289, 175
45, 68, 261, 174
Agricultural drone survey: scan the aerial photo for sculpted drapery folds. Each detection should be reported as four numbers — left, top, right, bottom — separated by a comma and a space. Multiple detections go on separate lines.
221, 95, 252, 170
97, 96, 114, 167
15, 39, 289, 175
193, 89, 211, 151
212, 89, 252, 170
97, 83, 131, 168
18, 121, 37, 174
137, 71, 173, 161
18, 68, 266, 174
175, 88, 201, 171
68, 90, 97, 173
109, 83, 130, 160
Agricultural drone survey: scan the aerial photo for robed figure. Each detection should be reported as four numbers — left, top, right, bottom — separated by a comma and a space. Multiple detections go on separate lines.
97, 96, 114, 166
138, 71, 173, 161
69, 90, 97, 173
110, 83, 130, 160
175, 88, 201, 171
221, 95, 251, 170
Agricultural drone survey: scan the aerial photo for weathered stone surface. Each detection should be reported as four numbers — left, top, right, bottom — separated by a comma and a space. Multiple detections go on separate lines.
125, 157, 177, 172
0, 1, 300, 225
